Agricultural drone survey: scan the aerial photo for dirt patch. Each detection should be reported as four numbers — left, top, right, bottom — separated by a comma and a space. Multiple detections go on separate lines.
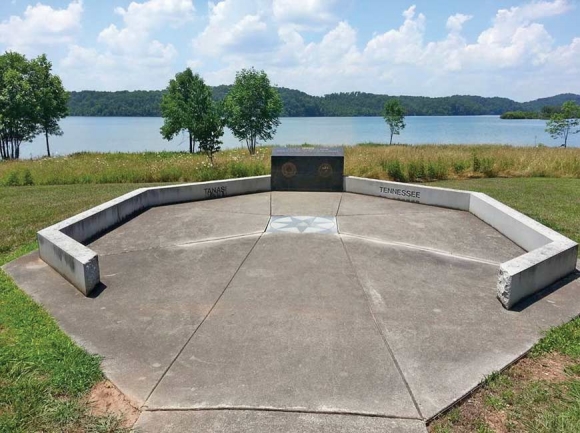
513, 352, 574, 383
85, 380, 140, 428
428, 352, 577, 432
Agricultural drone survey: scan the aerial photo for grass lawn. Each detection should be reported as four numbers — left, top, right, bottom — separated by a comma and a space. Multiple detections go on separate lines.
0, 183, 163, 433
0, 178, 579, 432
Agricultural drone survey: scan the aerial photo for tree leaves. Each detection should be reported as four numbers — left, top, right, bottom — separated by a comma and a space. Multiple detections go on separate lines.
0, 52, 67, 160
160, 68, 224, 159
383, 99, 406, 145
546, 101, 580, 148
223, 68, 282, 155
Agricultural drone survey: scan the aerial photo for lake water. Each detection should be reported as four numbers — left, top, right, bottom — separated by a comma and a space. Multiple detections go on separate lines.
22, 115, 575, 158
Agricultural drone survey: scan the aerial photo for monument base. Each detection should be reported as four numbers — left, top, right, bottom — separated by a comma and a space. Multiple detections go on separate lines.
271, 147, 344, 192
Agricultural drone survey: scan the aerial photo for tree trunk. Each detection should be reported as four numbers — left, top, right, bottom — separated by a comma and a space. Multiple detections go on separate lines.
45, 131, 51, 157
246, 137, 255, 155
189, 132, 193, 153
389, 130, 394, 145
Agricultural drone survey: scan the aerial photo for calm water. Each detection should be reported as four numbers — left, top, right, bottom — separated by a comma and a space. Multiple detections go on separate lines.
22, 116, 575, 158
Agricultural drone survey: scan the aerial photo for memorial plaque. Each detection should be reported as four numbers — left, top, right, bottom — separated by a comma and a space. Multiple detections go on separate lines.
271, 147, 344, 192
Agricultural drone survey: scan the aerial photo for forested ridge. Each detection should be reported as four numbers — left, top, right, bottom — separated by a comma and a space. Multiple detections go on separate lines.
68, 88, 580, 117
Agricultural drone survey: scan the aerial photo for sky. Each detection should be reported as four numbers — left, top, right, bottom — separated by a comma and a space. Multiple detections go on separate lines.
0, 0, 579, 101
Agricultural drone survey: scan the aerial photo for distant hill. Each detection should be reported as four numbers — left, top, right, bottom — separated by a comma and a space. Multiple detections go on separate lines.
67, 88, 580, 118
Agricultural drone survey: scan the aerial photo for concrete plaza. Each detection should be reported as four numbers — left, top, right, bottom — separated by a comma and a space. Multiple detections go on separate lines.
4, 191, 580, 432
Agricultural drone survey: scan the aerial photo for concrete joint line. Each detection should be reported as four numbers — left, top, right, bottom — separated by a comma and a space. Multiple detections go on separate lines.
141, 406, 424, 421
335, 193, 345, 217
141, 233, 264, 408
97, 233, 264, 258
174, 232, 265, 248
339, 235, 424, 420
339, 233, 500, 267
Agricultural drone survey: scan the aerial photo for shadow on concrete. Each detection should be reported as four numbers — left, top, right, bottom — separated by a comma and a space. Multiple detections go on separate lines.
511, 269, 580, 312
87, 282, 108, 299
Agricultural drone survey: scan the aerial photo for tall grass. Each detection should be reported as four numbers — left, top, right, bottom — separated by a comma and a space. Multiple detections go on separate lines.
1, 144, 579, 186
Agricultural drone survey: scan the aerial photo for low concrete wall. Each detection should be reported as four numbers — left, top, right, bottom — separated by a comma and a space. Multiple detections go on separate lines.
38, 174, 578, 309
344, 177, 578, 309
470, 193, 579, 309
37, 176, 271, 296
37, 229, 99, 296
469, 193, 552, 251
498, 243, 578, 309
344, 176, 471, 211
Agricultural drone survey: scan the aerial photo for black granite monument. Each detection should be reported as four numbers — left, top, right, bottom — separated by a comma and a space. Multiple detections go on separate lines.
271, 147, 344, 192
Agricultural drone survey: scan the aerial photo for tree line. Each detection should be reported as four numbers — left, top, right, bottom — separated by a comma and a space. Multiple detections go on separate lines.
500, 105, 563, 120
69, 88, 580, 118
0, 52, 68, 160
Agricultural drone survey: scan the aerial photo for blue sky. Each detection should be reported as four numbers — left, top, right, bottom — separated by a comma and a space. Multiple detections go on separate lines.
1, 0, 579, 101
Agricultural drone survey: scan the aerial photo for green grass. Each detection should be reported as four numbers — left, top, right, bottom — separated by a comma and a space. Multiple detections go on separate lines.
432, 178, 580, 254
0, 183, 162, 433
1, 177, 580, 432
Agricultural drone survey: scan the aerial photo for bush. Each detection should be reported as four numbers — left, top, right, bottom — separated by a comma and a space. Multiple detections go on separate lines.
426, 160, 448, 181
22, 169, 34, 186
479, 157, 496, 177
383, 160, 407, 182
453, 161, 469, 175
407, 161, 426, 182
473, 154, 481, 173
5, 171, 20, 186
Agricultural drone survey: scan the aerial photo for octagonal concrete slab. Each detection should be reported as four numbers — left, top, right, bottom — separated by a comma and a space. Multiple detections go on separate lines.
4, 190, 580, 433
135, 410, 427, 433
147, 234, 419, 419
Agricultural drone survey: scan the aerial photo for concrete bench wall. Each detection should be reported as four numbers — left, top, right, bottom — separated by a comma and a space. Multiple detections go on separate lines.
343, 177, 578, 309
37, 176, 270, 295
38, 175, 578, 309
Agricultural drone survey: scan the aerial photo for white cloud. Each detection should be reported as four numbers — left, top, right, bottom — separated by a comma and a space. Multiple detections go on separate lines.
446, 14, 472, 33
193, 0, 276, 57
24, 0, 575, 100
0, 0, 83, 52
115, 0, 194, 30
272, 0, 338, 29
189, 0, 580, 99
61, 0, 193, 90
61, 42, 178, 90
363, 6, 426, 64
98, 0, 193, 53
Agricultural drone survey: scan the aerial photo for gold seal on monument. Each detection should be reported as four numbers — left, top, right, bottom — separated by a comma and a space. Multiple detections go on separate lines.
318, 163, 333, 178
281, 162, 297, 178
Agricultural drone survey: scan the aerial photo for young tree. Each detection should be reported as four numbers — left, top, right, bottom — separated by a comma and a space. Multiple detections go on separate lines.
198, 103, 224, 165
546, 101, 580, 148
30, 54, 69, 157
160, 68, 214, 153
383, 98, 406, 145
224, 68, 283, 155
0, 52, 39, 160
